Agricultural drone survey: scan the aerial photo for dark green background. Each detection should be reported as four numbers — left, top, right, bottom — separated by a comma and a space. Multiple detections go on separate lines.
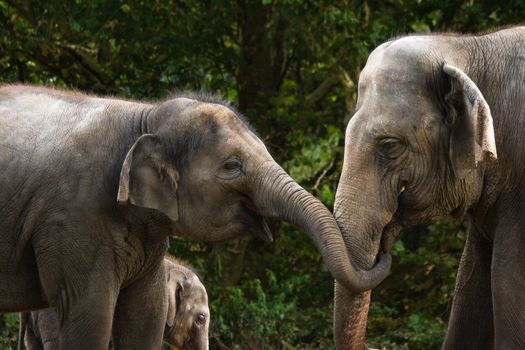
1, 1, 523, 349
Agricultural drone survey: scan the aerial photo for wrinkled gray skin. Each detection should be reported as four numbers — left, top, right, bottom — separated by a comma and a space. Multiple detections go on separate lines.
0, 85, 389, 349
334, 27, 525, 349
19, 309, 57, 350
18, 257, 209, 350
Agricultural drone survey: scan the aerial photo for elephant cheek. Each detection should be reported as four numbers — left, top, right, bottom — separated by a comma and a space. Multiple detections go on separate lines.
164, 326, 183, 349
182, 327, 206, 350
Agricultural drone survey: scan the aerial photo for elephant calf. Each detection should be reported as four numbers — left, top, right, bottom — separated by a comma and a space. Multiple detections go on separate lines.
19, 257, 209, 350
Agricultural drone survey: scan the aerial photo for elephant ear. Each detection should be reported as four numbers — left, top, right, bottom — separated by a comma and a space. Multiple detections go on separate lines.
166, 278, 184, 328
443, 64, 497, 179
117, 134, 180, 221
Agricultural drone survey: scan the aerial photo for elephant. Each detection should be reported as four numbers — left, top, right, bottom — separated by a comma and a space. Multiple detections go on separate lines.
18, 256, 209, 350
0, 84, 389, 349
163, 257, 209, 350
333, 26, 525, 349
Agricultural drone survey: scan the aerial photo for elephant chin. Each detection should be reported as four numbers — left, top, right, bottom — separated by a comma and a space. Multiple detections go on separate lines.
245, 208, 274, 243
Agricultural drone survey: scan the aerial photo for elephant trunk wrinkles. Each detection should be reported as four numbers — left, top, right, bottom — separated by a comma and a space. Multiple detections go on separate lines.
254, 163, 391, 293
334, 283, 371, 350
333, 179, 392, 350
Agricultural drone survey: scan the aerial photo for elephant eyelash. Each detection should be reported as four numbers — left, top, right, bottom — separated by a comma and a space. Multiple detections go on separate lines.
378, 138, 406, 159
217, 158, 244, 180
223, 160, 242, 171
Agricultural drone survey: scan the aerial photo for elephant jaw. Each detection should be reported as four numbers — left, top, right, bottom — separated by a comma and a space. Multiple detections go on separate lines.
251, 216, 273, 243
241, 201, 274, 243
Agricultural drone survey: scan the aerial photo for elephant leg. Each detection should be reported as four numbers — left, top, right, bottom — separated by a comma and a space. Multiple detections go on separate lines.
112, 262, 167, 350
34, 249, 118, 349
55, 285, 117, 350
20, 312, 44, 350
442, 228, 493, 350
23, 329, 44, 350
36, 309, 59, 350
491, 224, 525, 348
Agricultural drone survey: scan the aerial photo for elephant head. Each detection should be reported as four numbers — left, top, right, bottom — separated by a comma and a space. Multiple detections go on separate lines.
333, 37, 497, 348
117, 93, 391, 292
164, 257, 209, 350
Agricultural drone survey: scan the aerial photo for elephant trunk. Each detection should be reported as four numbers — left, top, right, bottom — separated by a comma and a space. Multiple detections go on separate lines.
253, 163, 391, 293
332, 169, 397, 349
334, 282, 371, 350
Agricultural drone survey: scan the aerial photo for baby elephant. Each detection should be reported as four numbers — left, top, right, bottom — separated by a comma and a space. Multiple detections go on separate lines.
19, 257, 209, 350
163, 257, 209, 349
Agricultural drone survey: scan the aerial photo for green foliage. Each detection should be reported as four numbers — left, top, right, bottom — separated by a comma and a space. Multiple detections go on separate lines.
1, 1, 524, 349
0, 314, 18, 350
209, 271, 315, 349
284, 125, 343, 206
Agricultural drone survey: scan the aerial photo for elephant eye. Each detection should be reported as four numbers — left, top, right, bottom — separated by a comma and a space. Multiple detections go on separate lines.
217, 157, 243, 180
378, 138, 406, 159
223, 159, 241, 171
195, 314, 206, 326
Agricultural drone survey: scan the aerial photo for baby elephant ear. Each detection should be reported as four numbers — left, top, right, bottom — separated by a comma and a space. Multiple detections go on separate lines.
443, 64, 497, 179
166, 279, 184, 328
117, 134, 179, 222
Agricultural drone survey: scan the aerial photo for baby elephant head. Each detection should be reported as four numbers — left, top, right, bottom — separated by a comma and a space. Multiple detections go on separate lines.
164, 258, 209, 350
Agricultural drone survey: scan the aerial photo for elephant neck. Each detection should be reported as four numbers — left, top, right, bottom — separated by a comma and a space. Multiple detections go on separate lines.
120, 204, 175, 241
468, 163, 522, 242
138, 105, 155, 135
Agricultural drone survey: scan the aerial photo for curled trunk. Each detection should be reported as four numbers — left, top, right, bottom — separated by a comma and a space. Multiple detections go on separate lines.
333, 176, 394, 349
253, 164, 391, 293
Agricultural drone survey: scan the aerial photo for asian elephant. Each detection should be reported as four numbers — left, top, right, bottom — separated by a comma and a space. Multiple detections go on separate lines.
19, 256, 209, 350
0, 84, 389, 349
163, 257, 209, 350
333, 27, 525, 349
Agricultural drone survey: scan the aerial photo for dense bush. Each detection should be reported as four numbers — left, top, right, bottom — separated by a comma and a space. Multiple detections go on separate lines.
0, 314, 18, 350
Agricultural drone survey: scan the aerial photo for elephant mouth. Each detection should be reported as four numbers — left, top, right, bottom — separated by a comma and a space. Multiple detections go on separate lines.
380, 221, 402, 253
250, 215, 273, 243
241, 202, 274, 243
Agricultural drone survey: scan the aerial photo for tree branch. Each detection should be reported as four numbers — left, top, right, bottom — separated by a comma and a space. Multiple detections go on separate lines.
306, 64, 356, 107
337, 65, 356, 115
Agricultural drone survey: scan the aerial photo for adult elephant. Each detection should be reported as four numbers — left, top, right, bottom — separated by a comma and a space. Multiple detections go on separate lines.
333, 27, 525, 349
0, 85, 388, 349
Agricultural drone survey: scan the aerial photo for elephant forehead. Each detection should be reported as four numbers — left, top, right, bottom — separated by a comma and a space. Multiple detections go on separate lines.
359, 65, 425, 103
195, 103, 265, 150
359, 37, 435, 96
186, 275, 202, 288
367, 36, 433, 70
348, 103, 439, 144
184, 276, 207, 295
196, 103, 232, 119
354, 41, 440, 136
187, 290, 208, 306
357, 73, 428, 125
